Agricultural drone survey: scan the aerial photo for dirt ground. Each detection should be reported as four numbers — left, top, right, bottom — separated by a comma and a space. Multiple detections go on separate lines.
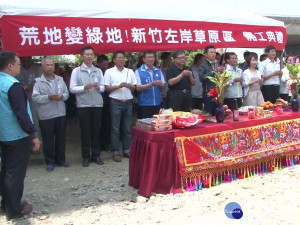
1, 119, 300, 225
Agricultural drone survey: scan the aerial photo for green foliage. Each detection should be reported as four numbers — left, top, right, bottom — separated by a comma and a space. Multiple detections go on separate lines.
33, 49, 205, 69
206, 71, 233, 103
185, 50, 204, 67
52, 55, 74, 65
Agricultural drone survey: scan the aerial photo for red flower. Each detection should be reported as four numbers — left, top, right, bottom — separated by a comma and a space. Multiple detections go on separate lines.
207, 88, 218, 98
207, 88, 221, 103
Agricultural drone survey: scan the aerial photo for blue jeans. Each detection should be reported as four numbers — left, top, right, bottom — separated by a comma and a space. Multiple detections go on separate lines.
110, 101, 133, 155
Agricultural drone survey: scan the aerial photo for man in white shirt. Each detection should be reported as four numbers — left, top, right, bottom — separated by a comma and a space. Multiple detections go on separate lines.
224, 52, 243, 110
259, 45, 282, 103
70, 46, 105, 167
104, 50, 137, 162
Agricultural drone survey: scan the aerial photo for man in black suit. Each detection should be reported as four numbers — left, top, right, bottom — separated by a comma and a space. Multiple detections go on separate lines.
199, 45, 225, 115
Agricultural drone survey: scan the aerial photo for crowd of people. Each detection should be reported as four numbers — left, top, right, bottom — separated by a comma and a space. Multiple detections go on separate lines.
0, 44, 295, 220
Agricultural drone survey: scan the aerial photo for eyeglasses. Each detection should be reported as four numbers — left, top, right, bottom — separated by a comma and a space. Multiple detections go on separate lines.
176, 56, 186, 60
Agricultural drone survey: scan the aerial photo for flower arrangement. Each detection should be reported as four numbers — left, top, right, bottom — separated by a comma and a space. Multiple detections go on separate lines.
286, 63, 300, 96
206, 71, 233, 104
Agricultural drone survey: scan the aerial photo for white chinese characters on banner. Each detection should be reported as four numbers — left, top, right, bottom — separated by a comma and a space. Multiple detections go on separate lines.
18, 25, 285, 47
194, 30, 207, 44
180, 29, 193, 43
222, 31, 236, 42
208, 30, 221, 43
275, 32, 284, 44
164, 28, 179, 44
65, 27, 84, 45
254, 32, 267, 42
43, 27, 63, 45
106, 27, 122, 43
131, 28, 146, 43
86, 27, 104, 44
243, 32, 258, 41
19, 26, 40, 46
148, 28, 162, 43
266, 31, 276, 42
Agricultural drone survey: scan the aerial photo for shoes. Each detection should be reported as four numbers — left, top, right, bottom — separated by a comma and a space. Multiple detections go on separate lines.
46, 164, 54, 172
113, 154, 122, 162
60, 162, 70, 167
6, 201, 32, 220
91, 157, 104, 165
82, 158, 90, 167
1, 200, 28, 214
123, 153, 130, 158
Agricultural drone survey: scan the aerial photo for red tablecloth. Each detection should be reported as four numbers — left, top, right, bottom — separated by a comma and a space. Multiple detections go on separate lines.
129, 109, 300, 197
129, 127, 181, 197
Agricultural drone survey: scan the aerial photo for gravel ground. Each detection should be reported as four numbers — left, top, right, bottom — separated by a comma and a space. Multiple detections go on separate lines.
1, 119, 300, 225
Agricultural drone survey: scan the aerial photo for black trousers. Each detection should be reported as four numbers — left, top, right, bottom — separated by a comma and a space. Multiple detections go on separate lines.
137, 105, 161, 119
167, 90, 193, 112
77, 107, 102, 159
261, 85, 280, 104
192, 98, 204, 110
0, 136, 31, 217
224, 98, 243, 111
39, 116, 66, 165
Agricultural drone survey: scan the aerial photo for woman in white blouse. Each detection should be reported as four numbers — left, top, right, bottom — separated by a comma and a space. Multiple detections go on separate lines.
242, 53, 264, 106
280, 56, 294, 102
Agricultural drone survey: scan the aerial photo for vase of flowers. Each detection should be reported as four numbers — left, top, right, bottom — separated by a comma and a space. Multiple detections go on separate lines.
286, 63, 300, 112
215, 103, 225, 123
207, 71, 233, 123
291, 95, 299, 112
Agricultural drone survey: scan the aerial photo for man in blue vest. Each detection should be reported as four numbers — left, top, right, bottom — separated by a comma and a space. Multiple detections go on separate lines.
0, 51, 40, 220
135, 50, 165, 119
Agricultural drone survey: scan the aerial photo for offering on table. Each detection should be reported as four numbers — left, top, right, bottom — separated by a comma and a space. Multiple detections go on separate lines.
222, 104, 232, 117
261, 110, 273, 118
152, 119, 172, 126
276, 103, 283, 115
275, 98, 289, 108
260, 101, 274, 109
170, 111, 192, 119
159, 108, 173, 114
136, 118, 154, 130
153, 114, 172, 120
248, 107, 255, 119
239, 106, 251, 115
172, 114, 205, 128
256, 107, 264, 117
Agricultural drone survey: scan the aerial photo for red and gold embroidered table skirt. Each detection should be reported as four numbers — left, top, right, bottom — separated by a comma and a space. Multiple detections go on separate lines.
174, 110, 300, 190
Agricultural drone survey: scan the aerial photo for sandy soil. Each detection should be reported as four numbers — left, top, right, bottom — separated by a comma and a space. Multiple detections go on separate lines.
1, 119, 300, 225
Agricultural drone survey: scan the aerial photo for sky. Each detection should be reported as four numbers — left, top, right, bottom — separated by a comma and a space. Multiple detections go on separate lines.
209, 0, 298, 17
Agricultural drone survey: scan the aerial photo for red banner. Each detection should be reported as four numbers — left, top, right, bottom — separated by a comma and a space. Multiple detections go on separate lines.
0, 15, 287, 56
